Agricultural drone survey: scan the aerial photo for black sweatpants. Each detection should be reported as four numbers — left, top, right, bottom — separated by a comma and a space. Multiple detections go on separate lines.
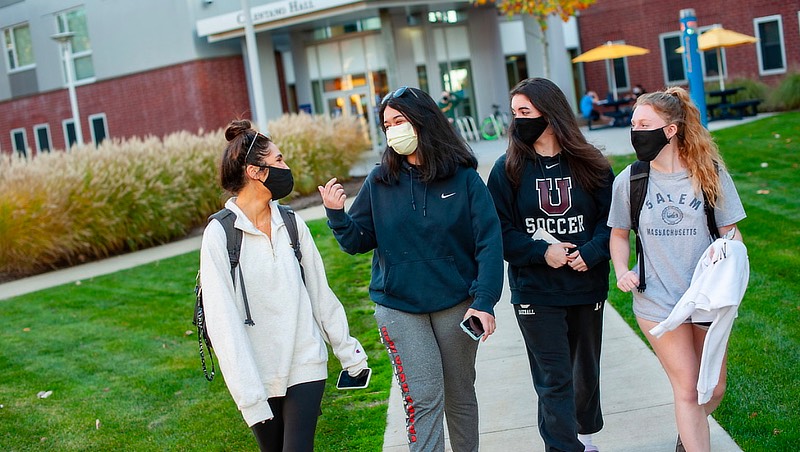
514, 302, 604, 452
250, 379, 326, 452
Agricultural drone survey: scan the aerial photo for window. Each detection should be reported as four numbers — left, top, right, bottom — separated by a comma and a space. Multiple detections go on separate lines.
697, 25, 726, 81
428, 10, 463, 23
611, 57, 630, 95
754, 15, 786, 75
506, 54, 528, 89
89, 113, 108, 146
11, 128, 28, 158
56, 8, 95, 81
63, 119, 77, 149
660, 27, 726, 86
660, 33, 685, 84
3, 23, 34, 71
34, 124, 52, 153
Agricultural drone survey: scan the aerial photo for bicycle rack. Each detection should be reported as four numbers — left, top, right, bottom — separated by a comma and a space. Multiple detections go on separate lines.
456, 116, 480, 142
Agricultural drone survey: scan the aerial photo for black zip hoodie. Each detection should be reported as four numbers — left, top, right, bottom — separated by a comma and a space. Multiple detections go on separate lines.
326, 162, 504, 315
487, 153, 613, 306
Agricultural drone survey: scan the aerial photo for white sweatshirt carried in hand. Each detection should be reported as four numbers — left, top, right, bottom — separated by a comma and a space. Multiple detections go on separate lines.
200, 199, 368, 426
649, 239, 749, 404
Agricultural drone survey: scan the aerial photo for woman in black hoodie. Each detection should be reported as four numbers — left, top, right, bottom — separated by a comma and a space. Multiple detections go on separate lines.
487, 78, 614, 452
319, 86, 504, 452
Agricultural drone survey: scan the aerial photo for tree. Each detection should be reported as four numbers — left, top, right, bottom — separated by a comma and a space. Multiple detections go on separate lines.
472, 0, 597, 77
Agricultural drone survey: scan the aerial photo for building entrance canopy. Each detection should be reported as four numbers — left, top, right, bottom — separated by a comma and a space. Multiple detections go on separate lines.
197, 0, 466, 42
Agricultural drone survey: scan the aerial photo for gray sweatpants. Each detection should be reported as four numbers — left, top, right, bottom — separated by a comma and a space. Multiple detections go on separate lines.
375, 300, 480, 452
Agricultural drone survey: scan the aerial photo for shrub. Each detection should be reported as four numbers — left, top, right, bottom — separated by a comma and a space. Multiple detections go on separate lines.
0, 114, 369, 276
766, 71, 800, 111
704, 77, 770, 111
0, 131, 223, 276
268, 113, 370, 194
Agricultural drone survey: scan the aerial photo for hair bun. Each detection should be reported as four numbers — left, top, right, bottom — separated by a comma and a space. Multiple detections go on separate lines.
225, 119, 253, 142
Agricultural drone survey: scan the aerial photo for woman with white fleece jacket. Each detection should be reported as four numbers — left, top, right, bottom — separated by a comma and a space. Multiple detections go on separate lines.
200, 120, 368, 452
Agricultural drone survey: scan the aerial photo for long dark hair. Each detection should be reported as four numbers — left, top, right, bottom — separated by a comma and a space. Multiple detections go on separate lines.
377, 87, 477, 184
220, 119, 273, 194
505, 78, 610, 191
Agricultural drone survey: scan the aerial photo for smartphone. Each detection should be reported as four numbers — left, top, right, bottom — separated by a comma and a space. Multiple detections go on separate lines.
460, 316, 485, 341
336, 368, 372, 390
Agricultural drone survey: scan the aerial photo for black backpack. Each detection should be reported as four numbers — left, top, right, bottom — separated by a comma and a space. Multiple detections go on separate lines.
193, 204, 303, 381
629, 160, 720, 292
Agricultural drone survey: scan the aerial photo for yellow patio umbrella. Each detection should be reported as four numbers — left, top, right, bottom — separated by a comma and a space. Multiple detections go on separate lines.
573, 42, 650, 100
675, 26, 758, 90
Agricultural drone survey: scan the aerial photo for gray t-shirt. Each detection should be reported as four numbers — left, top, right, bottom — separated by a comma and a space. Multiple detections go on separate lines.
608, 164, 746, 322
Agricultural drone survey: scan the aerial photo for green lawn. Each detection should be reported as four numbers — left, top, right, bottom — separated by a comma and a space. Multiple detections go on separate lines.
606, 112, 800, 450
1, 112, 797, 450
0, 224, 389, 451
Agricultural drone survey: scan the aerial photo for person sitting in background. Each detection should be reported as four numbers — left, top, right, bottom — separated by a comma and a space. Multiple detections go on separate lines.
580, 90, 614, 128
625, 84, 647, 102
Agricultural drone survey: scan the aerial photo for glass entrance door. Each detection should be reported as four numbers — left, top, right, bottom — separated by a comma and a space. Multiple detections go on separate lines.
323, 88, 376, 149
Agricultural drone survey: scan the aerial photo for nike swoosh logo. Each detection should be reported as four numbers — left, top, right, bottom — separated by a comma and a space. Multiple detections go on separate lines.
545, 163, 559, 169
441, 192, 456, 199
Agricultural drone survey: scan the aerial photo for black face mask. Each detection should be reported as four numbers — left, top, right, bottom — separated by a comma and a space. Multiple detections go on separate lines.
513, 116, 549, 144
261, 166, 294, 200
631, 126, 671, 162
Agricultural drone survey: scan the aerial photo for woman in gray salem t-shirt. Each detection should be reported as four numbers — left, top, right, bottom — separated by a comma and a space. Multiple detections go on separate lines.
608, 87, 746, 452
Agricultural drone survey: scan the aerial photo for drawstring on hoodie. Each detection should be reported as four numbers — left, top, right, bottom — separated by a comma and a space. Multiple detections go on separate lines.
422, 184, 428, 217
407, 166, 428, 217
409, 170, 416, 212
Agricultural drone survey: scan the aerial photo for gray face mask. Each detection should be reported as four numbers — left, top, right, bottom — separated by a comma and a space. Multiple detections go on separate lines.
631, 126, 670, 161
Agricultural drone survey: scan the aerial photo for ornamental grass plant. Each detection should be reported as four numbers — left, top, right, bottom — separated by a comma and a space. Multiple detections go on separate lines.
0, 114, 368, 277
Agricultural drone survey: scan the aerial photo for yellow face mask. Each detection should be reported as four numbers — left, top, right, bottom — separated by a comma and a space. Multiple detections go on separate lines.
386, 122, 418, 156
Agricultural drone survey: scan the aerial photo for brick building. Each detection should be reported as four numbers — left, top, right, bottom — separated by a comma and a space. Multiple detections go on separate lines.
574, 0, 799, 100
1, 0, 584, 158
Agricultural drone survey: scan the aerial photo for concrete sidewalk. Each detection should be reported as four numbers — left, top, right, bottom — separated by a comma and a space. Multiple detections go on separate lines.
1, 116, 764, 450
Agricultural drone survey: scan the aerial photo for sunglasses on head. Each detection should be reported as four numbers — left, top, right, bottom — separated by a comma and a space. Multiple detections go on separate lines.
381, 86, 419, 105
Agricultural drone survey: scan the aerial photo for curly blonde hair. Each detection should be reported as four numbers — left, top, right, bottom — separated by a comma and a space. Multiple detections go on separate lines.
634, 87, 725, 207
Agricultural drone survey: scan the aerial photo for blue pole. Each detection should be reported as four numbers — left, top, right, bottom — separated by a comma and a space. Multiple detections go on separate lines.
680, 9, 707, 128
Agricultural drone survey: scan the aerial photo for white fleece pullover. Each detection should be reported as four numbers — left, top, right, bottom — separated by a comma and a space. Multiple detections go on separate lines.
200, 198, 368, 426
649, 239, 749, 404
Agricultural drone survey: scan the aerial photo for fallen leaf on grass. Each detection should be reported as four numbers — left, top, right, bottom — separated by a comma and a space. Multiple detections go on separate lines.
37, 390, 53, 399
185, 330, 193, 336
757, 190, 770, 195
773, 428, 782, 435
23, 327, 30, 332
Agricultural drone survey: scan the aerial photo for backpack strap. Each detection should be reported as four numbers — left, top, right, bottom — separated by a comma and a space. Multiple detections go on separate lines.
704, 161, 721, 240
629, 160, 649, 292
210, 208, 254, 326
629, 160, 721, 293
278, 204, 305, 284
